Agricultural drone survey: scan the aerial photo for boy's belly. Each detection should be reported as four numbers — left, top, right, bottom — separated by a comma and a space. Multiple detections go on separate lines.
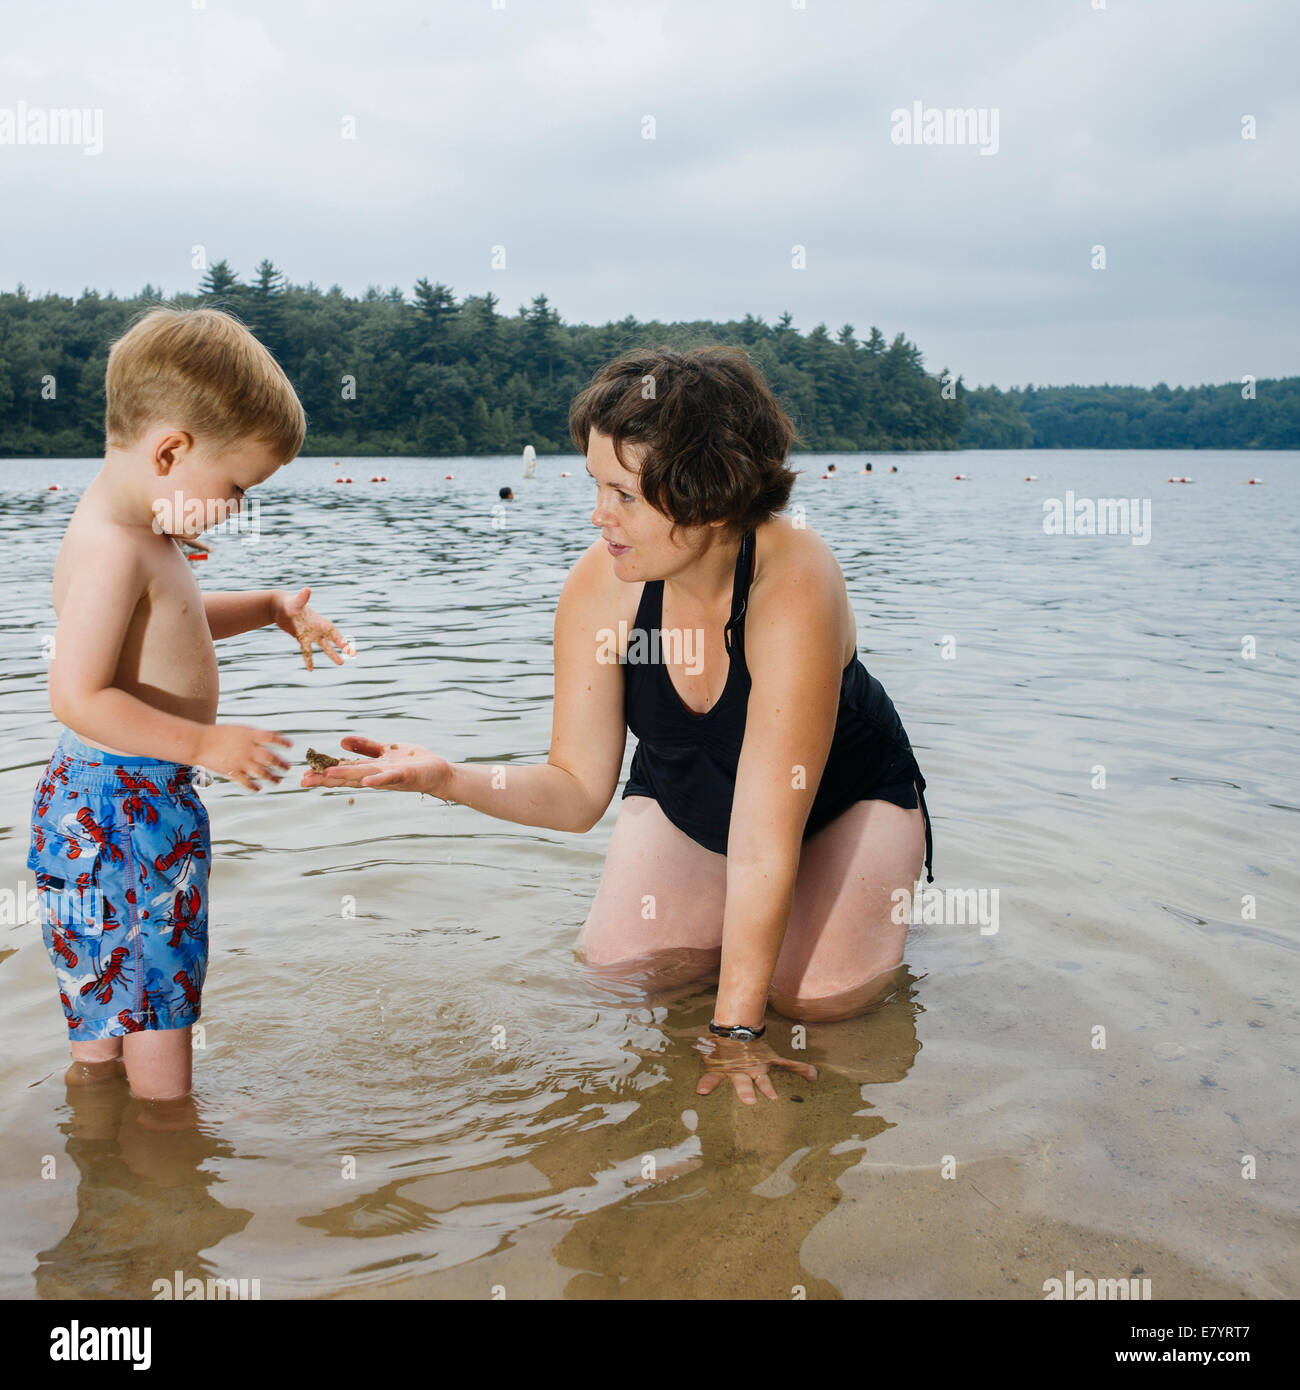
86, 612, 220, 757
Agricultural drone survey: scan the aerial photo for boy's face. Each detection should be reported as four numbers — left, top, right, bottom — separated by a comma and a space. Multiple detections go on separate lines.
146, 430, 284, 538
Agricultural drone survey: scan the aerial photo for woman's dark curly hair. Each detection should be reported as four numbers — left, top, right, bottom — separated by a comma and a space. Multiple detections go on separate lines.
568, 345, 801, 539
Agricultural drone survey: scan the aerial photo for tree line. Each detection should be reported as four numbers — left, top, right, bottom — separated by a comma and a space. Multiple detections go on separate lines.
0, 263, 1294, 456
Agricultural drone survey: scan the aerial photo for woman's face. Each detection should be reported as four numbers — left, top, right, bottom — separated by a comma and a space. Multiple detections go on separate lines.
585, 428, 706, 581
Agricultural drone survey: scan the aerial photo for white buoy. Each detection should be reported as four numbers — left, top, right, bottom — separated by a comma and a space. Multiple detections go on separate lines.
522, 445, 536, 479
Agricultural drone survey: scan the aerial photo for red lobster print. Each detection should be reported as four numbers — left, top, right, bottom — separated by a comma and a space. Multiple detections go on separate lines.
51, 929, 78, 968
59, 992, 82, 1028
33, 826, 46, 854
117, 1010, 146, 1033
35, 758, 72, 816
114, 768, 161, 827
165, 887, 203, 948
143, 980, 168, 1019
173, 967, 201, 1013
75, 808, 124, 864
154, 829, 206, 877
165, 766, 197, 798
80, 946, 131, 1005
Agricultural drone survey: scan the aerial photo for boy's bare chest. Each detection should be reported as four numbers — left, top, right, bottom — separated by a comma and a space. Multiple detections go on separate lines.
55, 537, 218, 700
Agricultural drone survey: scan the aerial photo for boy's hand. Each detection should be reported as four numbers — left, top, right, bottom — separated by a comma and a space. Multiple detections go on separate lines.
199, 725, 293, 792
300, 736, 453, 798
273, 586, 356, 671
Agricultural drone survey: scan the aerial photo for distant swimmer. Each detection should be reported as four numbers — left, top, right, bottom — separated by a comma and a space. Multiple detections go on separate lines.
890, 466, 897, 473
499, 486, 515, 501
864, 462, 872, 473
827, 463, 836, 473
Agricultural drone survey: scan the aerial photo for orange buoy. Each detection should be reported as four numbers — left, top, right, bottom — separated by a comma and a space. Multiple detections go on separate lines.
445, 474, 453, 480
48, 484, 59, 491
1248, 477, 1262, 484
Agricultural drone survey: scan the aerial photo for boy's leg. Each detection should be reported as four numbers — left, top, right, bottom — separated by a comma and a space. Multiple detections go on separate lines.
66, 1036, 126, 1086
122, 1026, 193, 1102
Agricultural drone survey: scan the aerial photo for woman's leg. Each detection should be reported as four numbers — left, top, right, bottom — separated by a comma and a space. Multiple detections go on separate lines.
769, 790, 926, 1024
577, 795, 728, 989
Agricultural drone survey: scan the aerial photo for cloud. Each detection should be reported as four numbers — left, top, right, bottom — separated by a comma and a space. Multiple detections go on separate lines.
0, 0, 1294, 388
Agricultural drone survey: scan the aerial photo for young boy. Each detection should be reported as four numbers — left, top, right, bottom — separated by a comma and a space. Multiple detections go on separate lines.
27, 306, 354, 1103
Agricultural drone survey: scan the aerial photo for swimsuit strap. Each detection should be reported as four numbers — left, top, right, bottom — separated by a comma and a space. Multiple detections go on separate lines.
722, 529, 755, 655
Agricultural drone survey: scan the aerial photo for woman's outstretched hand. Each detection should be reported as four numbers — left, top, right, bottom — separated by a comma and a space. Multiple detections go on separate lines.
300, 735, 454, 797
694, 1032, 818, 1105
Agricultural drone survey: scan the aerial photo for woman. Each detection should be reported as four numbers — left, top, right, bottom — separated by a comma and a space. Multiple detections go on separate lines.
305, 347, 934, 1105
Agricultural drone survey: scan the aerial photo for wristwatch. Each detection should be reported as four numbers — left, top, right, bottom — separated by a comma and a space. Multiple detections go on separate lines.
709, 1019, 766, 1041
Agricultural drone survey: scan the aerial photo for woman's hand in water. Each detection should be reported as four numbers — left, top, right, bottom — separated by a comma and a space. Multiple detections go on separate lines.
693, 1032, 818, 1104
300, 736, 455, 798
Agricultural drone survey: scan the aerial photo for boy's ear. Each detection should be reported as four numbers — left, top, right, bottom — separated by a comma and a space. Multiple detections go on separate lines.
153, 431, 195, 475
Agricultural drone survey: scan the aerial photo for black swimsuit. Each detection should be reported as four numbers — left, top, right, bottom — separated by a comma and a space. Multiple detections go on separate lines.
621, 527, 934, 882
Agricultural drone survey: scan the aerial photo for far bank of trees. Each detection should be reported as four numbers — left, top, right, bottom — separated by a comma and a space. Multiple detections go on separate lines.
1, 264, 1294, 455
0, 264, 964, 457
960, 380, 1299, 450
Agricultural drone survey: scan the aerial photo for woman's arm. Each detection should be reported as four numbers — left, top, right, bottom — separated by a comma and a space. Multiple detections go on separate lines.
440, 542, 629, 829
312, 540, 629, 834
713, 535, 847, 1025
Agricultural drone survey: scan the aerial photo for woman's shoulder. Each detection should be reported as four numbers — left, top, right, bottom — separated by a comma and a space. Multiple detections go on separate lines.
558, 536, 642, 624
752, 514, 844, 588
749, 515, 855, 660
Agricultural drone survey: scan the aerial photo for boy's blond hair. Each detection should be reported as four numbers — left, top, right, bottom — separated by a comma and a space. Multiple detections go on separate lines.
105, 306, 306, 462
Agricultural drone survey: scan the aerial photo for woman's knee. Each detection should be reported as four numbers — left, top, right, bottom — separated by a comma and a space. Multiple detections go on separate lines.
769, 962, 909, 1023
578, 941, 721, 990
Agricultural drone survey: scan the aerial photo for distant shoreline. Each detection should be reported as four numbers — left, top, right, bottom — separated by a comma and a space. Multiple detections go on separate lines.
6, 274, 1297, 456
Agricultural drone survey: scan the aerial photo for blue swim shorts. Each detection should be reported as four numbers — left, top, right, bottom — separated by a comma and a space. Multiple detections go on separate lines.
26, 728, 211, 1041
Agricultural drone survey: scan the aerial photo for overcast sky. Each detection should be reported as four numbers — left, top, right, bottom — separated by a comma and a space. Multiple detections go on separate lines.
1, 0, 1295, 389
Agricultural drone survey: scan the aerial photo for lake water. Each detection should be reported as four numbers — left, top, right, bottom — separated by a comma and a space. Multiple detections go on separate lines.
0, 448, 1296, 1300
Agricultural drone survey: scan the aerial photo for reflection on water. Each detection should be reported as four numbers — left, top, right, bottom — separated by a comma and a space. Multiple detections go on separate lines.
36, 1079, 251, 1301
1, 450, 1297, 1299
